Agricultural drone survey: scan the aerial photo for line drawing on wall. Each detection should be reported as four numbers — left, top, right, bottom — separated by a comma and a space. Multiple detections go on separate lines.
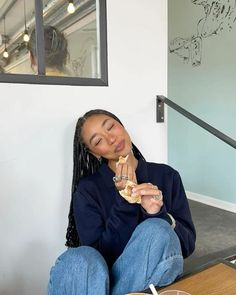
169, 0, 236, 66
70, 37, 97, 77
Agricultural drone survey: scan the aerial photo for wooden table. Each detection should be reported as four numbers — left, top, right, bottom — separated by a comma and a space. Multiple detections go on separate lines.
158, 261, 236, 295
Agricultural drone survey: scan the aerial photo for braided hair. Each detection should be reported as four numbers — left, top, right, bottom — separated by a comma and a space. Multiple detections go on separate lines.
65, 109, 145, 247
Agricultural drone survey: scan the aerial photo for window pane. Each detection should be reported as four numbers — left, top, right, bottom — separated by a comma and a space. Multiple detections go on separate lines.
66, 18, 99, 78
0, 0, 107, 85
0, 0, 35, 74
42, 0, 99, 78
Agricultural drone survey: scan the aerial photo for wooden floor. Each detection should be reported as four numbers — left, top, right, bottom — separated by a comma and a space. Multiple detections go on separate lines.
161, 262, 236, 295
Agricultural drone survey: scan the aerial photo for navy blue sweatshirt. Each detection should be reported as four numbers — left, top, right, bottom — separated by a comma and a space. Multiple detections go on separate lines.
73, 158, 196, 268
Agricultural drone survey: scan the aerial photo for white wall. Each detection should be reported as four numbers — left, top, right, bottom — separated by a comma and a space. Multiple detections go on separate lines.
0, 1, 167, 294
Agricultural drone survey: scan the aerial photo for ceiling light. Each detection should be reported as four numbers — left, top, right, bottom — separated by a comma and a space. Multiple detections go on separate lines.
23, 0, 30, 42
23, 29, 30, 42
3, 49, 9, 59
67, 0, 75, 14
3, 16, 9, 59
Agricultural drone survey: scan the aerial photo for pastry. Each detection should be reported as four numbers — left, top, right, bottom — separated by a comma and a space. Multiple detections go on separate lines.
119, 180, 141, 204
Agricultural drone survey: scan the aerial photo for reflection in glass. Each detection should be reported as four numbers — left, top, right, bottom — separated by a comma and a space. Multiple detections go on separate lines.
0, 0, 35, 74
66, 19, 99, 78
28, 26, 69, 76
43, 0, 99, 78
0, 0, 100, 78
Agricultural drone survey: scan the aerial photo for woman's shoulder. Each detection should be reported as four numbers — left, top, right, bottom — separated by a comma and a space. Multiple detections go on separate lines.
145, 161, 182, 186
74, 173, 102, 201
146, 161, 179, 176
76, 165, 107, 191
78, 171, 101, 187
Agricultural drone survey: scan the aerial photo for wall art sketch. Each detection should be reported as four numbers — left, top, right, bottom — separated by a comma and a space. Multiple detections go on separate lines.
70, 37, 98, 77
169, 0, 236, 66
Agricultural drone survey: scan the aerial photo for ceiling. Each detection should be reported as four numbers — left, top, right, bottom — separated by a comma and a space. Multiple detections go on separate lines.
0, 0, 95, 56
0, 0, 38, 37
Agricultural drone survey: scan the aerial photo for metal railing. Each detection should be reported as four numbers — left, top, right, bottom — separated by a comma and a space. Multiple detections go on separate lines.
156, 95, 236, 149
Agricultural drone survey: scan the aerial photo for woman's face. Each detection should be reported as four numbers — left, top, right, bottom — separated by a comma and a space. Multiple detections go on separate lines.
81, 114, 132, 160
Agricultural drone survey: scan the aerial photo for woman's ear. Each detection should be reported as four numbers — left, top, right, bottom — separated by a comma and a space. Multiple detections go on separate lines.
90, 151, 101, 161
86, 147, 100, 160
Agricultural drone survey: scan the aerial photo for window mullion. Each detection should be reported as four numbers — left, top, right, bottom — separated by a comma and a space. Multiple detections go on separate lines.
34, 0, 45, 75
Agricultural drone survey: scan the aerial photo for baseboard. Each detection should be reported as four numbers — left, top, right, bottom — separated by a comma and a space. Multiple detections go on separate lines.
186, 191, 236, 213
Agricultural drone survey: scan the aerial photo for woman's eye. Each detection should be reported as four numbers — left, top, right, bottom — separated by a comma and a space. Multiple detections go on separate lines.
95, 139, 102, 146
108, 124, 114, 131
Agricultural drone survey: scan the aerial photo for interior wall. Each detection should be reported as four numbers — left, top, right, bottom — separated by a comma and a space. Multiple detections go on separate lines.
168, 0, 236, 204
0, 1, 167, 294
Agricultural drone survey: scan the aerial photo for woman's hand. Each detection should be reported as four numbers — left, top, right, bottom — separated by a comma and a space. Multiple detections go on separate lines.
131, 183, 163, 214
113, 161, 137, 191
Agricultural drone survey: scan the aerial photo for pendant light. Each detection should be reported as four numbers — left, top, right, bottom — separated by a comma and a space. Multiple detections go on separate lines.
23, 0, 29, 42
3, 16, 9, 59
67, 0, 75, 14
3, 48, 9, 59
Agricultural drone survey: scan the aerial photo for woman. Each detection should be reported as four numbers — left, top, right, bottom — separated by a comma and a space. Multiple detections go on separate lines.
28, 26, 68, 76
47, 109, 196, 295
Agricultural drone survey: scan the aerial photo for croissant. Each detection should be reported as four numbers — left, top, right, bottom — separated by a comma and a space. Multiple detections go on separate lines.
119, 180, 141, 204
117, 155, 141, 204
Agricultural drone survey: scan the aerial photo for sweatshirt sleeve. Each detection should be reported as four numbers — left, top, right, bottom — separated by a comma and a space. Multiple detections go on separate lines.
170, 171, 196, 258
73, 179, 140, 267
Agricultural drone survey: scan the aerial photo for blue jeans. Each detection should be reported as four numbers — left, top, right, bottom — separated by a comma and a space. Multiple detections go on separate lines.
47, 218, 183, 295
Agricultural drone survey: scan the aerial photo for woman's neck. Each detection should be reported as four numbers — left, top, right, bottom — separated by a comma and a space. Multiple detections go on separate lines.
46, 67, 64, 76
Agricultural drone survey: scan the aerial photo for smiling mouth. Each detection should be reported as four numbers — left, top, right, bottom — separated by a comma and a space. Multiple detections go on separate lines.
115, 140, 125, 153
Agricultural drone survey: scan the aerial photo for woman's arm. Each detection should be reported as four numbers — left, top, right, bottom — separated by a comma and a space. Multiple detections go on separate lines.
73, 179, 140, 267
137, 164, 196, 258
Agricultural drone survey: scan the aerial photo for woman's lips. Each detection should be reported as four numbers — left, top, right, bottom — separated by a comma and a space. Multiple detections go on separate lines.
115, 140, 125, 153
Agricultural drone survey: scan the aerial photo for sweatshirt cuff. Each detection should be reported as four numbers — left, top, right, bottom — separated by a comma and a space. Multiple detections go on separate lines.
141, 204, 173, 226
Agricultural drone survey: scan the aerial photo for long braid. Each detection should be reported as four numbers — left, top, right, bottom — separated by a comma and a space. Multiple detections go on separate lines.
65, 117, 101, 247
65, 109, 145, 248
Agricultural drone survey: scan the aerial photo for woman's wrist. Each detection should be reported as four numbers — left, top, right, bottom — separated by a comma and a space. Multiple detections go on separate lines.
145, 207, 161, 214
141, 208, 176, 229
141, 204, 165, 216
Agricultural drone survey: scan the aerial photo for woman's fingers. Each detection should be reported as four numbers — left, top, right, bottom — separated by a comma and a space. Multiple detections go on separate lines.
132, 183, 160, 197
113, 163, 136, 190
132, 183, 163, 214
127, 165, 136, 183
141, 195, 163, 214
115, 154, 137, 183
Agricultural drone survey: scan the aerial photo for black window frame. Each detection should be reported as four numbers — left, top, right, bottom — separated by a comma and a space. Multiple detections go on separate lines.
0, 0, 108, 86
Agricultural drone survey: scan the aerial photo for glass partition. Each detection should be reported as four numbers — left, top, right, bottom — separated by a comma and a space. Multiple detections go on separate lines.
0, 0, 107, 85
0, 0, 35, 75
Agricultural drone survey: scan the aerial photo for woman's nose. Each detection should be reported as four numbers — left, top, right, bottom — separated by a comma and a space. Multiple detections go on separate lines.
107, 134, 116, 145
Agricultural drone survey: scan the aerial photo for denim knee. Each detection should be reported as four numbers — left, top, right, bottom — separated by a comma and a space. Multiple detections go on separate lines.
136, 218, 171, 237
48, 246, 109, 295
134, 218, 181, 252
111, 219, 183, 294
55, 246, 107, 270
